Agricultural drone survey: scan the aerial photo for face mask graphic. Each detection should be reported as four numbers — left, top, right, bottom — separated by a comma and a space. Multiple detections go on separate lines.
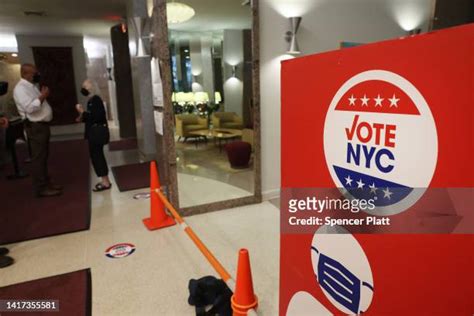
312, 246, 374, 314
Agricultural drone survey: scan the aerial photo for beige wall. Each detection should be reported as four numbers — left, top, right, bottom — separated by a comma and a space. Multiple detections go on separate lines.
0, 61, 20, 116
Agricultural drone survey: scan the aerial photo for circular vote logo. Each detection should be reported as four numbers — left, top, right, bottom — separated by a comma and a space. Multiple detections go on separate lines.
105, 243, 136, 259
323, 70, 438, 215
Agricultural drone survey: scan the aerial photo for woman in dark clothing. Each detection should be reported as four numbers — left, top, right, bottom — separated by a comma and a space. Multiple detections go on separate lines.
76, 79, 111, 192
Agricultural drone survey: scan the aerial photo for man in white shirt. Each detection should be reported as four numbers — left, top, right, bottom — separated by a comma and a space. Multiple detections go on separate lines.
13, 64, 62, 197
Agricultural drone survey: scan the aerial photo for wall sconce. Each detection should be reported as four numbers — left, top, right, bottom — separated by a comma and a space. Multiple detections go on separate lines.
231, 65, 237, 78
285, 17, 302, 55
408, 28, 422, 36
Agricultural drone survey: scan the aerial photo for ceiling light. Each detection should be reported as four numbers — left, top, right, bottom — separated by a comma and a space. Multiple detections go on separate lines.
11, 53, 18, 57
167, 2, 195, 24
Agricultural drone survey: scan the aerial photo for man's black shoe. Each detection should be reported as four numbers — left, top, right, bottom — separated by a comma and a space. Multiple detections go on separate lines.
48, 183, 63, 191
36, 189, 62, 198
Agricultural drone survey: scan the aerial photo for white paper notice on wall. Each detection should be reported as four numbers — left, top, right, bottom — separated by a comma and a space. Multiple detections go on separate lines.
151, 58, 164, 107
154, 111, 163, 135
153, 83, 164, 107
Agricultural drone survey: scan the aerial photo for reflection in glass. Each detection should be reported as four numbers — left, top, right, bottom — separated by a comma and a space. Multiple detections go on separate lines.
167, 1, 254, 208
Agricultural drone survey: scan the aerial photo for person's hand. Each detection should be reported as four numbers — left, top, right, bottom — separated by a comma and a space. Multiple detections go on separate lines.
0, 117, 8, 129
40, 86, 50, 98
76, 103, 84, 113
75, 115, 82, 123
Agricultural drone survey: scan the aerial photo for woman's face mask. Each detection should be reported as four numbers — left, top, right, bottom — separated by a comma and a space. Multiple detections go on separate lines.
80, 87, 90, 96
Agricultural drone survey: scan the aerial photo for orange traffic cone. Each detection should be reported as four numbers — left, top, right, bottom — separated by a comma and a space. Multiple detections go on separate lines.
231, 249, 258, 315
142, 161, 176, 230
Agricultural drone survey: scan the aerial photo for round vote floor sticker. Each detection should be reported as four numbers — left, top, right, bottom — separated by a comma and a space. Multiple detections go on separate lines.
324, 70, 438, 215
105, 243, 136, 259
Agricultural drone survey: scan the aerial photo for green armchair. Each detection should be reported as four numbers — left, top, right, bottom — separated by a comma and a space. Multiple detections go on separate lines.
175, 114, 207, 141
211, 112, 243, 129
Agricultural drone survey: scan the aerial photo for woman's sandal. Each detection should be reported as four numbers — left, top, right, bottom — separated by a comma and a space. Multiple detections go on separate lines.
93, 183, 112, 192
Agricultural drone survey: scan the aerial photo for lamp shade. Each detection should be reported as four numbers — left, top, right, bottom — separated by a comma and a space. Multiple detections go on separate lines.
167, 2, 195, 24
171, 92, 176, 102
214, 91, 222, 104
183, 92, 195, 103
194, 92, 209, 104
175, 92, 187, 104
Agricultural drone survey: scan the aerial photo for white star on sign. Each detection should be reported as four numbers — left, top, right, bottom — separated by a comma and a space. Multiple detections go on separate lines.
360, 95, 369, 106
356, 179, 365, 189
389, 94, 400, 108
374, 94, 384, 107
348, 94, 357, 106
383, 187, 393, 199
345, 175, 353, 186
369, 183, 378, 194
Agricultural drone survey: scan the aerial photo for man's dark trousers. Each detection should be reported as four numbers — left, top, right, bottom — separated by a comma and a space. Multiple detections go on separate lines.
24, 121, 50, 195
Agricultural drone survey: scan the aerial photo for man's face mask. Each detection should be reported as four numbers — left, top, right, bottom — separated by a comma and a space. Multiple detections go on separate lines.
311, 246, 374, 314
32, 73, 41, 84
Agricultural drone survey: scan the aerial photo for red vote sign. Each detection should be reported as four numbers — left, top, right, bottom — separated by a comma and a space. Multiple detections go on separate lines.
280, 24, 474, 315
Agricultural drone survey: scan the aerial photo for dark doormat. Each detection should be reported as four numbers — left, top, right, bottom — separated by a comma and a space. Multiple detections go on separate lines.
111, 162, 149, 192
0, 140, 91, 245
0, 269, 92, 316
108, 138, 138, 151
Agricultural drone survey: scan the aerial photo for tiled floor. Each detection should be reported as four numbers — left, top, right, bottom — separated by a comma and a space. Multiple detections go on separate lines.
1, 135, 280, 315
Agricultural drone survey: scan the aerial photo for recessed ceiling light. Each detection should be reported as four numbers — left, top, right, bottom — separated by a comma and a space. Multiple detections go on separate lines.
11, 53, 18, 57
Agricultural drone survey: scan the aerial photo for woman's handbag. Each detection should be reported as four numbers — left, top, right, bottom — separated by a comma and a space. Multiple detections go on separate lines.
89, 123, 110, 145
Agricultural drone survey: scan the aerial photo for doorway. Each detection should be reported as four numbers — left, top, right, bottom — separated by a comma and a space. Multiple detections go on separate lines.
32, 47, 78, 125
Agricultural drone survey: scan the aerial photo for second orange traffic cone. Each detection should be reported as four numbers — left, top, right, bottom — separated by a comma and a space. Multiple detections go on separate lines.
231, 249, 258, 315
142, 161, 176, 230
